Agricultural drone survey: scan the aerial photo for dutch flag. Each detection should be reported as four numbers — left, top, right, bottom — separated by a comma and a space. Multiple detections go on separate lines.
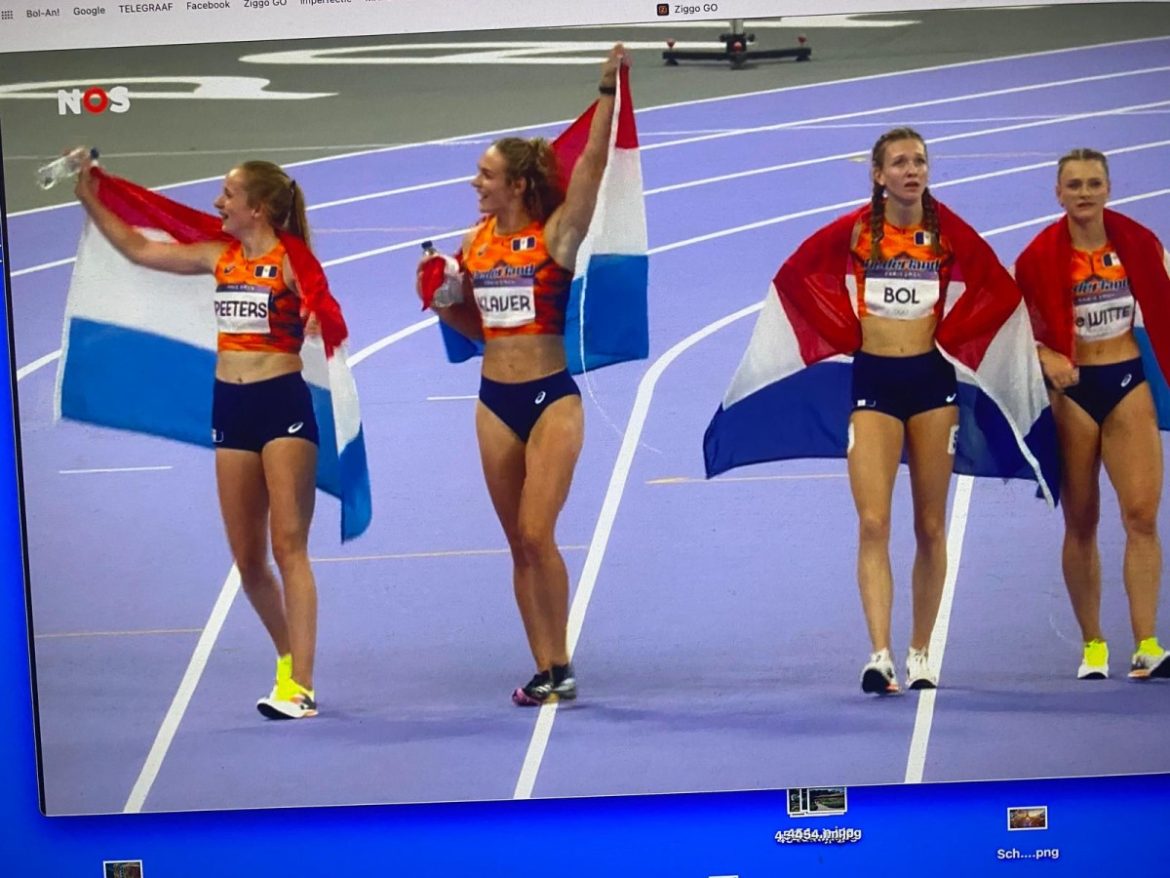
439, 65, 649, 373
54, 170, 373, 542
703, 202, 1059, 503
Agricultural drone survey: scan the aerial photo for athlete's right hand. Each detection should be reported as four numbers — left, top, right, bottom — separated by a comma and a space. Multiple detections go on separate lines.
1038, 346, 1079, 390
73, 146, 98, 202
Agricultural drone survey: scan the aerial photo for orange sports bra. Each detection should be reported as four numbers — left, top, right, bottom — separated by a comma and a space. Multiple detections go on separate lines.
462, 216, 573, 341
1068, 242, 1134, 342
213, 240, 304, 354
850, 219, 955, 320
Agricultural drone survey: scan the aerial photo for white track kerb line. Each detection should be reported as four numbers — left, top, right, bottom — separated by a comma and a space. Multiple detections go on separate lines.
120, 316, 434, 814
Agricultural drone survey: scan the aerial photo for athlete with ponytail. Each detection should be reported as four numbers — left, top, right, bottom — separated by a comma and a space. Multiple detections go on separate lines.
419, 44, 628, 706
75, 156, 324, 719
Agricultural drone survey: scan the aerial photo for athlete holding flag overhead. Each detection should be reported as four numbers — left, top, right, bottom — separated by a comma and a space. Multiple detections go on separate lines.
418, 43, 648, 706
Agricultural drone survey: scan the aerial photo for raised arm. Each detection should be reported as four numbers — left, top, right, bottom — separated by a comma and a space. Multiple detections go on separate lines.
74, 155, 223, 276
545, 43, 628, 269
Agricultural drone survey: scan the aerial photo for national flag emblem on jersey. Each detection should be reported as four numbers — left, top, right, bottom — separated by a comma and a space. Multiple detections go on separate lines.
253, 264, 279, 278
914, 230, 931, 246
703, 203, 1059, 502
511, 236, 537, 252
54, 169, 373, 542
1103, 251, 1121, 268
438, 65, 649, 374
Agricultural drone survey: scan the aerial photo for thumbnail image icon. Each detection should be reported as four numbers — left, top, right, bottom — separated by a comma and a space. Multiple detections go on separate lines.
103, 861, 143, 878
787, 786, 847, 817
1007, 806, 1048, 831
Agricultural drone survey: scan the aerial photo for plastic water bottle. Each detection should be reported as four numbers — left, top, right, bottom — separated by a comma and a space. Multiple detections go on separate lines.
36, 146, 99, 190
419, 240, 463, 309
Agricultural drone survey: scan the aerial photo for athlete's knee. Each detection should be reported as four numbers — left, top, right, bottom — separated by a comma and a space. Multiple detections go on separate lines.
857, 511, 891, 544
1120, 501, 1160, 539
516, 521, 557, 565
270, 526, 310, 573
913, 515, 947, 550
237, 556, 276, 593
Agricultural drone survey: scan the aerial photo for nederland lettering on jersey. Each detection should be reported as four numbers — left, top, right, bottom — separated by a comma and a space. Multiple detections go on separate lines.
851, 221, 953, 320
464, 217, 570, 337
1070, 244, 1134, 341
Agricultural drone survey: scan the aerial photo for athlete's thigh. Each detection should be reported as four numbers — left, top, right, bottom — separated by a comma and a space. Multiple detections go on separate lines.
476, 400, 528, 539
215, 448, 270, 562
261, 437, 318, 546
904, 406, 958, 523
848, 410, 905, 517
1101, 384, 1162, 515
1050, 391, 1103, 524
520, 395, 585, 528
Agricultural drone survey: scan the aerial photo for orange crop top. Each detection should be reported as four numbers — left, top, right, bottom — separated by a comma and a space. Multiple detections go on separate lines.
1068, 243, 1134, 342
213, 240, 304, 354
462, 216, 573, 341
850, 219, 955, 320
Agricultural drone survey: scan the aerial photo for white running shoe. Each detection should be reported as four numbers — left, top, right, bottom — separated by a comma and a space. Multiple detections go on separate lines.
906, 647, 938, 690
861, 648, 900, 695
1077, 639, 1109, 680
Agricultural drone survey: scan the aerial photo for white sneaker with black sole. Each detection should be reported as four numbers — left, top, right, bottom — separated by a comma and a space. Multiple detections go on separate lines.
906, 647, 938, 690
861, 648, 900, 695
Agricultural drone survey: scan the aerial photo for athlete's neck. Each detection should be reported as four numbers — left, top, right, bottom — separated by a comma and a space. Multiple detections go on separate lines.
883, 198, 923, 229
494, 205, 534, 237
237, 226, 280, 261
1066, 214, 1107, 251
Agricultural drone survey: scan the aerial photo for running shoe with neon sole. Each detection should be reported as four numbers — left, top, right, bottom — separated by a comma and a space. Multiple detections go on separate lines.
257, 679, 318, 719
905, 647, 938, 690
1128, 637, 1170, 680
512, 671, 552, 706
861, 648, 900, 695
1077, 639, 1109, 680
550, 662, 577, 702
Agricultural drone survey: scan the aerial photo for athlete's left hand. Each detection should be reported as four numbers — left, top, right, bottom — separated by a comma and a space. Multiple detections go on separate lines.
303, 310, 322, 337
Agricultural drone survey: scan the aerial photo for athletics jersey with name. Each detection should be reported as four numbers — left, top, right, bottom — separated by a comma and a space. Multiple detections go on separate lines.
1070, 243, 1134, 342
463, 216, 572, 340
850, 219, 955, 320
213, 240, 304, 354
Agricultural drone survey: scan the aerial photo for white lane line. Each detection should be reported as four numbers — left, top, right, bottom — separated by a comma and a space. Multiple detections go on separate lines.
58, 465, 172, 475
904, 475, 974, 784
16, 137, 1170, 385
513, 302, 759, 800
124, 564, 240, 813
10, 36, 1169, 222
647, 473, 849, 485
35, 627, 202, 639
638, 65, 1170, 153
312, 545, 587, 563
12, 50, 1170, 280
426, 394, 477, 401
512, 182, 1170, 797
120, 313, 436, 813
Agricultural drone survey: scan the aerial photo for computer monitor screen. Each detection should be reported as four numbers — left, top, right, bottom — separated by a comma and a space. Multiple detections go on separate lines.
3, 0, 1169, 872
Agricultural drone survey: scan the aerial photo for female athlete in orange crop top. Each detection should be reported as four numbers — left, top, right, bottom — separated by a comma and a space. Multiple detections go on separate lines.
76, 156, 323, 719
1017, 148, 1170, 681
847, 129, 961, 696
418, 44, 628, 707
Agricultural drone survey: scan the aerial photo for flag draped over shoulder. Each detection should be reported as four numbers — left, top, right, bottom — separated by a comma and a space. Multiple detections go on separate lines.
54, 169, 372, 542
1015, 209, 1170, 428
439, 66, 649, 373
703, 202, 1059, 505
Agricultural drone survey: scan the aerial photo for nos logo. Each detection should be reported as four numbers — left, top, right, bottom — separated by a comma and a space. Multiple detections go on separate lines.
57, 86, 131, 116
